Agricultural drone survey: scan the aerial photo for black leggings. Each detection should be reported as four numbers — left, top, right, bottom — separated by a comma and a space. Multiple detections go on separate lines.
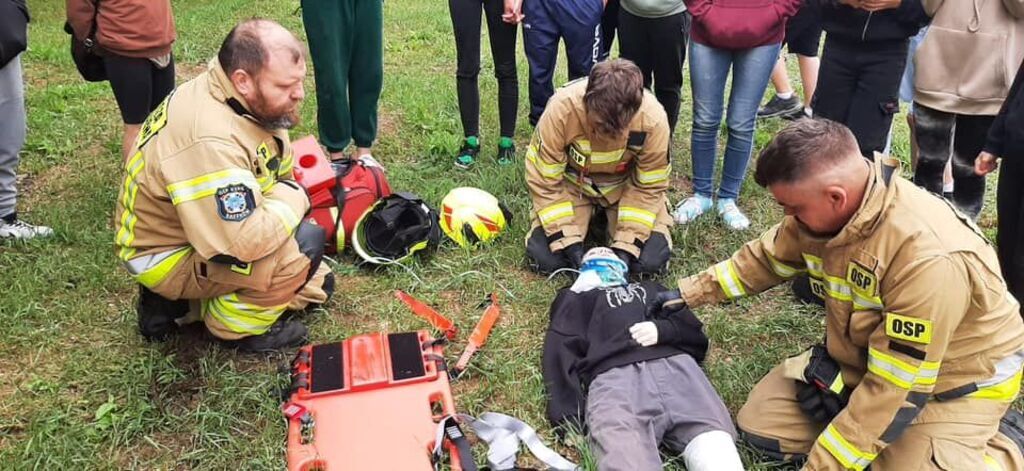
998, 158, 1024, 314
617, 9, 689, 133
912, 104, 994, 219
104, 53, 175, 124
449, 0, 519, 138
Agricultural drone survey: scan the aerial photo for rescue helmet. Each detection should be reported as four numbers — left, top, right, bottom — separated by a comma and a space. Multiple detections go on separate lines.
439, 187, 512, 248
350, 192, 440, 264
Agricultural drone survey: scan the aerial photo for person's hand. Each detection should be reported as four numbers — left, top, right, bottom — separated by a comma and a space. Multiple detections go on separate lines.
796, 380, 847, 423
975, 151, 1000, 176
859, 0, 901, 11
502, 0, 525, 23
629, 322, 658, 346
562, 243, 585, 269
646, 289, 685, 318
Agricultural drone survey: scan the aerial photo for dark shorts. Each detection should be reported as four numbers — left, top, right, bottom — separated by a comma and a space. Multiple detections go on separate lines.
103, 53, 176, 124
783, 7, 822, 57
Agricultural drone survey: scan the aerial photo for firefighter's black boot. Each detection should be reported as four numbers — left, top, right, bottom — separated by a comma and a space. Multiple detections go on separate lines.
137, 285, 189, 341
223, 320, 308, 353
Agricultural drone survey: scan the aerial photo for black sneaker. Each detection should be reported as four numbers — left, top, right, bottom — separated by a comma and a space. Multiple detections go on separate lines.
497, 137, 516, 166
791, 274, 825, 308
454, 136, 480, 170
758, 94, 804, 119
1000, 409, 1024, 455
137, 285, 189, 341
223, 319, 308, 353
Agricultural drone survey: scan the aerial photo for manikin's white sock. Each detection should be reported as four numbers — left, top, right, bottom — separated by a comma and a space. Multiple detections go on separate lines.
776, 91, 794, 100
683, 430, 744, 471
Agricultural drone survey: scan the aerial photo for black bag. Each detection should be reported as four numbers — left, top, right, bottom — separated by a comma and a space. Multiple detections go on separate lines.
66, 0, 106, 82
0, 0, 29, 68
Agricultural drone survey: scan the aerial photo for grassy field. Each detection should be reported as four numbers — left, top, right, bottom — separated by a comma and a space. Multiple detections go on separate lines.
0, 0, 1003, 469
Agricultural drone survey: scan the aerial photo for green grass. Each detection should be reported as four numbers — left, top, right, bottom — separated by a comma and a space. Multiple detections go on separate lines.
0, 0, 1004, 469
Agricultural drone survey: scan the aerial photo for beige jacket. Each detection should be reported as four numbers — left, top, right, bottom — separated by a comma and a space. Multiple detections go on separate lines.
915, 0, 1024, 115
114, 58, 307, 289
679, 159, 1024, 470
525, 79, 671, 256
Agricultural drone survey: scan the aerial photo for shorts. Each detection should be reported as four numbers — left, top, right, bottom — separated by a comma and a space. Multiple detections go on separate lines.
586, 354, 736, 468
783, 6, 822, 58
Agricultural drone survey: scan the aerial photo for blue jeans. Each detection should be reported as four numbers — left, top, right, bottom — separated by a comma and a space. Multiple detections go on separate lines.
688, 41, 780, 200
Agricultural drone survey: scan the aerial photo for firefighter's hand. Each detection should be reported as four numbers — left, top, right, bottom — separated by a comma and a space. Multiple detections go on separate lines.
629, 322, 658, 347
975, 151, 999, 176
562, 243, 585, 269
646, 289, 685, 318
796, 380, 847, 423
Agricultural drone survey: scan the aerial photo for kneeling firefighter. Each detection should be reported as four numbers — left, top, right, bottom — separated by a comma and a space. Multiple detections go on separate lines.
525, 59, 673, 276
114, 20, 334, 352
649, 119, 1024, 470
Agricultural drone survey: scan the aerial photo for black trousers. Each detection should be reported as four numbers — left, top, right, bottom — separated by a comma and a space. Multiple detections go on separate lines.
449, 0, 519, 138
998, 158, 1024, 313
912, 104, 994, 219
104, 53, 175, 125
812, 38, 906, 158
617, 9, 690, 132
600, 0, 619, 59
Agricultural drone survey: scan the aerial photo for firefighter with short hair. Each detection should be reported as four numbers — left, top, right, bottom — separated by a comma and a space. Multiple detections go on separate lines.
114, 19, 334, 352
525, 58, 673, 276
651, 119, 1024, 469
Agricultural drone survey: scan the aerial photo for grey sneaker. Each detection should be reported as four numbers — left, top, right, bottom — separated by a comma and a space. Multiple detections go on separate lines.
0, 218, 53, 239
757, 94, 804, 119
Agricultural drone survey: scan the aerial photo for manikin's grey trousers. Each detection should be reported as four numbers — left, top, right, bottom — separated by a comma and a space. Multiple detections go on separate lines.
0, 54, 25, 219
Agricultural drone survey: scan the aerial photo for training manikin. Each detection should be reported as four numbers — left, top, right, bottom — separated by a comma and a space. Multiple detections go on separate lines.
541, 247, 744, 471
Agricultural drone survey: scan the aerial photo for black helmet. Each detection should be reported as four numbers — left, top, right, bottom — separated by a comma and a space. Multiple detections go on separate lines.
350, 192, 440, 264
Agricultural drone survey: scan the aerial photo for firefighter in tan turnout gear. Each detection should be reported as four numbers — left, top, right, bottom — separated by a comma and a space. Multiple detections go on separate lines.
114, 20, 334, 352
649, 120, 1024, 470
525, 59, 673, 276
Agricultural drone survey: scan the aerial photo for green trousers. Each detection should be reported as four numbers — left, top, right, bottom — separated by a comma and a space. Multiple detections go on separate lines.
301, 0, 383, 152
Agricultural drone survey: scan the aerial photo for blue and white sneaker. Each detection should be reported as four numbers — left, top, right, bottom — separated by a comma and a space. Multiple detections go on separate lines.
673, 194, 713, 225
717, 198, 750, 230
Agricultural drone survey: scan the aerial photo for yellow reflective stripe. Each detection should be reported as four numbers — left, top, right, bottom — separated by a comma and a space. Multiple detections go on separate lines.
636, 166, 670, 185
853, 293, 884, 311
818, 424, 877, 470
590, 149, 624, 164
204, 293, 287, 335
618, 206, 656, 229
279, 152, 294, 175
714, 260, 747, 299
766, 252, 805, 279
985, 454, 1003, 471
828, 374, 845, 395
573, 139, 592, 152
257, 175, 274, 193
537, 201, 574, 225
969, 368, 1022, 402
803, 253, 824, 277
263, 199, 300, 235
134, 247, 193, 288
166, 168, 260, 205
867, 347, 940, 390
526, 146, 565, 179
115, 152, 146, 261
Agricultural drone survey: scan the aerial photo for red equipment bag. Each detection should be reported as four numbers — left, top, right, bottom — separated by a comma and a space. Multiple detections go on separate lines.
283, 331, 472, 471
291, 136, 391, 253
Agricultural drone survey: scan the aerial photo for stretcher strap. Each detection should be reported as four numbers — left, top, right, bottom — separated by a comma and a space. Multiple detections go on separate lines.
459, 412, 579, 471
433, 416, 478, 471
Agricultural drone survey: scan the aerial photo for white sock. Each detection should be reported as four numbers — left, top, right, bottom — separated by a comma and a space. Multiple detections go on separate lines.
776, 91, 794, 100
943, 180, 954, 193
683, 430, 744, 471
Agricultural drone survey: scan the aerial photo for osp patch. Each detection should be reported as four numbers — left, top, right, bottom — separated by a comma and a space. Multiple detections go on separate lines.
216, 184, 255, 221
885, 313, 932, 345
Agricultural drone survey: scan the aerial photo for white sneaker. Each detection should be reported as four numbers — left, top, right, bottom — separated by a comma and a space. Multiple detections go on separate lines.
717, 199, 750, 230
0, 218, 54, 239
673, 194, 713, 225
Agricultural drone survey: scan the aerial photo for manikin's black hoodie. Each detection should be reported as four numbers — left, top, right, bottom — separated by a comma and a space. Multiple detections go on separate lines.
541, 281, 709, 430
